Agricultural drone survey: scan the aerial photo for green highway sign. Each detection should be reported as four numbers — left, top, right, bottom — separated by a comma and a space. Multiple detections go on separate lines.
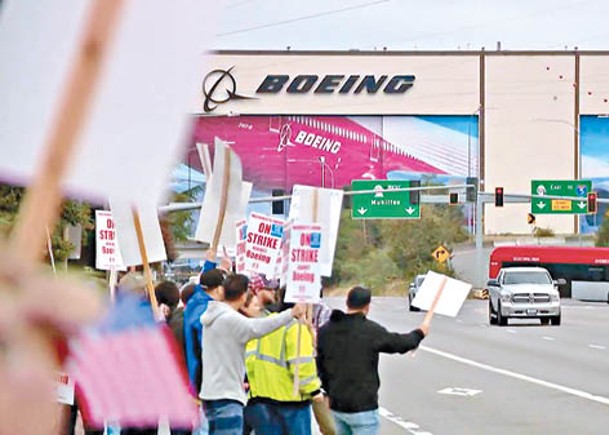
351, 180, 420, 220
531, 180, 592, 214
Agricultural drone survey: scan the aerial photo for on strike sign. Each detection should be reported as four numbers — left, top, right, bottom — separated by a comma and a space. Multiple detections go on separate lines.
244, 212, 284, 276
285, 223, 322, 304
95, 210, 125, 271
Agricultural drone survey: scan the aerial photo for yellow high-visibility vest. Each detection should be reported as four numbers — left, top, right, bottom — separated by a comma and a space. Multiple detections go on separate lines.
245, 317, 320, 402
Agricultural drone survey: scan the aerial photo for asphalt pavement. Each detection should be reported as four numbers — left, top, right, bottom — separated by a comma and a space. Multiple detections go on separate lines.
324, 296, 609, 435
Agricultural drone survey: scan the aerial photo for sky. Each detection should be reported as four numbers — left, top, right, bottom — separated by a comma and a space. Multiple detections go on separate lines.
215, 0, 609, 51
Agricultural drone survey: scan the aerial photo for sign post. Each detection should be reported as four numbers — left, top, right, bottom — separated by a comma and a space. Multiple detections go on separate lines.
531, 180, 592, 214
351, 180, 421, 220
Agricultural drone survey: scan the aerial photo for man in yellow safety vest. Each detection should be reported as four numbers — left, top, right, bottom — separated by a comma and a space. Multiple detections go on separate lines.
244, 288, 324, 435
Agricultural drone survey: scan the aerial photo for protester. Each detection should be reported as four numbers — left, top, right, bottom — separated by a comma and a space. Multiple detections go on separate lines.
183, 268, 227, 435
172, 282, 195, 358
239, 291, 264, 319
155, 280, 191, 435
248, 273, 281, 313
115, 272, 159, 435
200, 274, 306, 434
238, 290, 264, 435
184, 269, 227, 395
244, 291, 324, 435
316, 286, 430, 435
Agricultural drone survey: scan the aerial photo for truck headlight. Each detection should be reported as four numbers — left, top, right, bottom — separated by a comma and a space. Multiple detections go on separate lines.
500, 293, 511, 302
550, 294, 560, 302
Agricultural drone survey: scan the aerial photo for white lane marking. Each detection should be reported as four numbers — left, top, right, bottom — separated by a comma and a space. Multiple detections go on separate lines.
542, 336, 555, 341
420, 345, 609, 406
506, 329, 517, 334
379, 406, 432, 434
456, 319, 463, 323
589, 344, 606, 350
437, 387, 482, 397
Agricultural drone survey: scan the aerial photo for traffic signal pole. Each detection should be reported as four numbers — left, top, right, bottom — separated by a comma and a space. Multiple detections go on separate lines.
475, 189, 484, 289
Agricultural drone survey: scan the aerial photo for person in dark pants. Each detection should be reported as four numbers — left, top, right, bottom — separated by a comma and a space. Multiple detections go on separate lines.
316, 287, 429, 435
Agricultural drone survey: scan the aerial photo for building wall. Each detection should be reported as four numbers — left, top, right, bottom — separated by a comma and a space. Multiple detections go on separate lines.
484, 55, 576, 235
201, 51, 609, 235
201, 54, 479, 115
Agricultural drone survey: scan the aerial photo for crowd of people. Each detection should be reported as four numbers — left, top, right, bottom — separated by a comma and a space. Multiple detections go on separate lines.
65, 250, 431, 435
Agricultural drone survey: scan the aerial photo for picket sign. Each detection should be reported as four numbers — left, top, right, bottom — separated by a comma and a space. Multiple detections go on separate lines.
109, 200, 166, 267
284, 224, 323, 304
56, 372, 75, 405
4, 0, 125, 261
0, 0, 217, 429
289, 188, 325, 397
95, 210, 126, 271
195, 139, 251, 253
288, 185, 343, 277
244, 212, 285, 277
413, 271, 471, 317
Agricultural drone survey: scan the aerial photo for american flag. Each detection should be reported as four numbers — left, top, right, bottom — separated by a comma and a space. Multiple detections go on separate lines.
67, 294, 199, 429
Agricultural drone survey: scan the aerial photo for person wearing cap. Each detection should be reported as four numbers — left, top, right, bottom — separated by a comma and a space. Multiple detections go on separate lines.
248, 273, 281, 313
243, 284, 324, 435
316, 286, 429, 435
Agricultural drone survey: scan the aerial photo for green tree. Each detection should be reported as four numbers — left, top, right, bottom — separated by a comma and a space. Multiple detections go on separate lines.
596, 213, 609, 246
0, 183, 93, 264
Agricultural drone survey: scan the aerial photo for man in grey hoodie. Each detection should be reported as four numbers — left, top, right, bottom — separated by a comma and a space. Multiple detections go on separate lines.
200, 274, 305, 435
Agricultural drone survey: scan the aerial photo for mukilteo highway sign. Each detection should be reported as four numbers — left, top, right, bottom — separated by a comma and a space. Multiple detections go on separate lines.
351, 180, 421, 219
531, 180, 592, 214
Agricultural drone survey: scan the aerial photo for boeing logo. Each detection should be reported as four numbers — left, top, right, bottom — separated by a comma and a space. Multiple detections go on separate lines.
202, 67, 256, 112
256, 74, 416, 95
202, 68, 416, 112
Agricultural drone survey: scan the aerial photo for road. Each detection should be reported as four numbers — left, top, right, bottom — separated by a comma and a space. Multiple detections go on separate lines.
325, 297, 609, 434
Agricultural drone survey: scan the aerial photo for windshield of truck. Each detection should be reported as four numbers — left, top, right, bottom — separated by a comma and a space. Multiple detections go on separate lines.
504, 271, 552, 285
415, 275, 426, 286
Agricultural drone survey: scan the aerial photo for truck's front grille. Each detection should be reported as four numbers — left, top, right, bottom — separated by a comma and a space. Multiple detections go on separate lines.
512, 293, 551, 304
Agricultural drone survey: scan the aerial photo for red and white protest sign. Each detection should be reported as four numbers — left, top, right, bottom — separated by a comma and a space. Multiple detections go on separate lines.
235, 219, 247, 274
244, 213, 285, 277
95, 210, 126, 271
56, 372, 75, 405
285, 223, 322, 304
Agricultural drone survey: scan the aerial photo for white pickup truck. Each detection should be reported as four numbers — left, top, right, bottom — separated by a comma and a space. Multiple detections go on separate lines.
487, 267, 563, 326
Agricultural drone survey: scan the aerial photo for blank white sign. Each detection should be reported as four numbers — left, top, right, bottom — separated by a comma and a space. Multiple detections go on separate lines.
412, 271, 471, 317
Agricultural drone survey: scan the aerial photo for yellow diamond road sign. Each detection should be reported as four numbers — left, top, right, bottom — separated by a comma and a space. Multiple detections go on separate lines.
432, 245, 450, 263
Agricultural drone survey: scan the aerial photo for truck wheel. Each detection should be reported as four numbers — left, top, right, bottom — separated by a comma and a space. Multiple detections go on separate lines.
551, 314, 561, 326
408, 295, 419, 312
497, 301, 508, 326
489, 299, 497, 325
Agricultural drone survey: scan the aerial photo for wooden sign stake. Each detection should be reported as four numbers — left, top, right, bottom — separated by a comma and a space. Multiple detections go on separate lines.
211, 149, 231, 254
131, 207, 160, 317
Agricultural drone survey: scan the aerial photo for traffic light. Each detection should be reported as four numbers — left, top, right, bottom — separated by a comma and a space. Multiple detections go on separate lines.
587, 192, 598, 214
409, 180, 421, 205
449, 192, 459, 205
495, 187, 504, 207
466, 177, 478, 202
272, 189, 284, 214
527, 213, 536, 225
